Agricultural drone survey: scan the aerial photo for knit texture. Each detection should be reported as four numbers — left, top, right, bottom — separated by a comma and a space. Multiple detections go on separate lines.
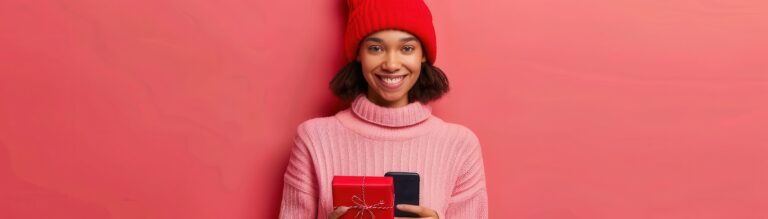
279, 94, 488, 218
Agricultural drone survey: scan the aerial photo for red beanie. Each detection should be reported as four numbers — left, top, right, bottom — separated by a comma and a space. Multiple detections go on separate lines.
344, 0, 437, 65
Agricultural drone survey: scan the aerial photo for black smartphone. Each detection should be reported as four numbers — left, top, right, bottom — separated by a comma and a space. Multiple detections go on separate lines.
385, 172, 420, 217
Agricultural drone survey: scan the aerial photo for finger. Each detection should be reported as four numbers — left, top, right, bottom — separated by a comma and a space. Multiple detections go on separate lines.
328, 206, 350, 219
396, 204, 437, 217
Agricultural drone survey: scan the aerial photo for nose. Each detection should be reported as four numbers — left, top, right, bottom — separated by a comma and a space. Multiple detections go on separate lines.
381, 53, 401, 73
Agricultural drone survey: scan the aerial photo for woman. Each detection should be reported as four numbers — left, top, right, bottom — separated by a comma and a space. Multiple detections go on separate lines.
279, 0, 488, 218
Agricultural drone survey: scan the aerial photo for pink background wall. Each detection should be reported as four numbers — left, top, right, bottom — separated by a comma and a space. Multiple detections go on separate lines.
1, 0, 766, 218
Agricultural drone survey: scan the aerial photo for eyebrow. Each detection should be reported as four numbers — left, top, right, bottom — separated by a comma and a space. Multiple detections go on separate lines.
364, 37, 417, 43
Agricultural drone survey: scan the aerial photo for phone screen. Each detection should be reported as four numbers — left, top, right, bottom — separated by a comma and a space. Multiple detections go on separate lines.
385, 172, 420, 217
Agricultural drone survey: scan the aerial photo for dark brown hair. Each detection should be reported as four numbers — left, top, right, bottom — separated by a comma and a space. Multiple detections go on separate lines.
329, 61, 450, 104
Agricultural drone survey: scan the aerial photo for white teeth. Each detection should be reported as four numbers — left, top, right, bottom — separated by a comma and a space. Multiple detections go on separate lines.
380, 76, 404, 84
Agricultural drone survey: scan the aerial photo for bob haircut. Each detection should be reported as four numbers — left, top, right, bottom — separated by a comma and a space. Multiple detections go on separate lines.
329, 61, 449, 104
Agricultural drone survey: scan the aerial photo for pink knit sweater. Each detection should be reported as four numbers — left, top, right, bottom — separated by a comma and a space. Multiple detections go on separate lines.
279, 94, 488, 218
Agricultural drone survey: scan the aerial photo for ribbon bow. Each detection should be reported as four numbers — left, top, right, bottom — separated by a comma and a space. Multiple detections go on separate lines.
347, 176, 393, 219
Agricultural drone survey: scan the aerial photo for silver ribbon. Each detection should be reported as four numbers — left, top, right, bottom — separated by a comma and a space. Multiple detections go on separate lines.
343, 176, 393, 219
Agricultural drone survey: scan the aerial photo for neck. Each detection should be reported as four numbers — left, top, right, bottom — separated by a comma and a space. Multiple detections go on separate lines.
367, 91, 408, 108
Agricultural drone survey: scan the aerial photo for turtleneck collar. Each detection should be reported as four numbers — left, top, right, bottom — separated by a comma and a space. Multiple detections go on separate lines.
350, 94, 432, 127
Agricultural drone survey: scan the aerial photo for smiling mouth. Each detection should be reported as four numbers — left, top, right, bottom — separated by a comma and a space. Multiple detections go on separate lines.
376, 74, 407, 89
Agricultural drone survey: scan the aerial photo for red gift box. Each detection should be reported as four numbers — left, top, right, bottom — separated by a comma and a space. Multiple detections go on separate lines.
332, 176, 394, 219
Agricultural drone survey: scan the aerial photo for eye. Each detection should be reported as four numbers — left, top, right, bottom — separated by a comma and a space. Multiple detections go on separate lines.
368, 45, 383, 53
402, 45, 415, 53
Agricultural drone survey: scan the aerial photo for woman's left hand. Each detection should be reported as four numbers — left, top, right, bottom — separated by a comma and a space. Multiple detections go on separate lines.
394, 204, 439, 219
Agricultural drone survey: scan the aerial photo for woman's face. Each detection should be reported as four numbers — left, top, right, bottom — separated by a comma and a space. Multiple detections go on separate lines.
358, 30, 426, 108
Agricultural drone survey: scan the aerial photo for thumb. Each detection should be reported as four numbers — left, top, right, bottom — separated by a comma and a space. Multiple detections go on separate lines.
328, 206, 351, 219
396, 204, 429, 216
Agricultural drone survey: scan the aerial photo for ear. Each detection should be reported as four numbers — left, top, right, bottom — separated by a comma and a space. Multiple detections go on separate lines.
422, 56, 426, 63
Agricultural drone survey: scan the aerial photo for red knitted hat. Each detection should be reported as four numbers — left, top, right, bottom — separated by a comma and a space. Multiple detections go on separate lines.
344, 0, 437, 65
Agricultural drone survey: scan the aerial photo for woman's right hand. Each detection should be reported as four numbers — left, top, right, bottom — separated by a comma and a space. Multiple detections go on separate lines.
328, 206, 350, 219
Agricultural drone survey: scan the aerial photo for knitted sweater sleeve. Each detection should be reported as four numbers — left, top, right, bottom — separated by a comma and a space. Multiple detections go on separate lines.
279, 124, 319, 219
444, 135, 489, 218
